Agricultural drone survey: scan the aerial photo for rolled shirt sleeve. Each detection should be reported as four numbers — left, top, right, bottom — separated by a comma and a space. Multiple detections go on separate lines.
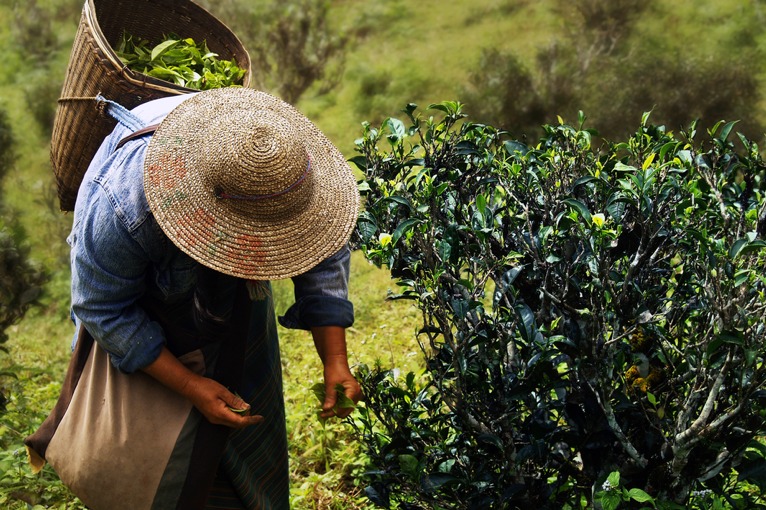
278, 244, 354, 330
70, 190, 167, 374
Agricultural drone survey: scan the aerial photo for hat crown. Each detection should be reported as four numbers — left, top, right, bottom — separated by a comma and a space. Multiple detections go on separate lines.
203, 110, 309, 198
144, 87, 359, 280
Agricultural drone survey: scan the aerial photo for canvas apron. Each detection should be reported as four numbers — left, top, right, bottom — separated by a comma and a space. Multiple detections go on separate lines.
25, 278, 289, 510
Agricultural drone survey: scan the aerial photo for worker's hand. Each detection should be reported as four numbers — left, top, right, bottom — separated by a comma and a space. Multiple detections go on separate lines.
320, 359, 363, 419
182, 376, 264, 428
142, 346, 263, 429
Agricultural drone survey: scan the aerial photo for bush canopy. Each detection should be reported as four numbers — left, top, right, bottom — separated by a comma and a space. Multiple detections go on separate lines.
351, 103, 766, 509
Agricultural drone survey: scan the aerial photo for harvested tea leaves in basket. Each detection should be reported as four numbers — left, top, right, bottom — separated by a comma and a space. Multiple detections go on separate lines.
115, 31, 246, 90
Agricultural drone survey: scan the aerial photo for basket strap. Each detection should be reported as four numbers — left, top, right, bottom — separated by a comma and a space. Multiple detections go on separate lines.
115, 124, 160, 152
95, 94, 145, 131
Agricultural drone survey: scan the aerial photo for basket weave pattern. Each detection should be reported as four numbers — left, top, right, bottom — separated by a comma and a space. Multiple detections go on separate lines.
51, 0, 251, 211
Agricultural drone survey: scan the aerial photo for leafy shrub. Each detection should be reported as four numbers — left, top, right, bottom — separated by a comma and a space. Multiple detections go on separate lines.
23, 69, 61, 135
0, 221, 47, 367
197, 0, 347, 104
0, 107, 13, 186
9, 0, 59, 64
0, 369, 85, 510
350, 102, 766, 509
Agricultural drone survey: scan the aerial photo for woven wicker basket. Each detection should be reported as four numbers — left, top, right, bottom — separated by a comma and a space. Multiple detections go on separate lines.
51, 0, 251, 211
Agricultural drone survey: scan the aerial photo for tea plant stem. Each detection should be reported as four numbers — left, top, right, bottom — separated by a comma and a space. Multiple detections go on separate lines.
603, 325, 638, 347
672, 349, 733, 477
675, 349, 732, 444
540, 287, 589, 316
697, 449, 731, 482
685, 402, 746, 450
589, 378, 648, 468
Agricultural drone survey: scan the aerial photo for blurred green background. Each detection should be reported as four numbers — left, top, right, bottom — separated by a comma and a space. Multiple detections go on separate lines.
0, 0, 764, 507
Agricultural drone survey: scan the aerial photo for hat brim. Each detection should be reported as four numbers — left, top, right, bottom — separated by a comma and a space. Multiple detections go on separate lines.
143, 88, 359, 280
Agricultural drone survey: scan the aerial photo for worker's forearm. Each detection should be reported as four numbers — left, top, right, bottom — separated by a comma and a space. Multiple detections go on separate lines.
142, 346, 260, 428
141, 346, 200, 399
311, 325, 349, 366
310, 325, 361, 419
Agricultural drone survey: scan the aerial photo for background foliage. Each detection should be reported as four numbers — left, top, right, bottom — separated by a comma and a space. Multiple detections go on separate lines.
0, 0, 765, 508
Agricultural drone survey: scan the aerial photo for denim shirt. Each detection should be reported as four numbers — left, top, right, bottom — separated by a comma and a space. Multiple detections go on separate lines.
69, 94, 354, 374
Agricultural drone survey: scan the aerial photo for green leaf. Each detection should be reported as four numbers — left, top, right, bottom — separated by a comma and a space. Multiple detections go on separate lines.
438, 239, 452, 262
607, 471, 620, 488
349, 156, 367, 171
737, 240, 766, 257
737, 457, 766, 483
730, 238, 748, 259
427, 103, 451, 114
334, 383, 357, 410
147, 67, 182, 80
573, 176, 599, 190
647, 392, 656, 406
19, 286, 40, 305
387, 118, 406, 139
720, 120, 739, 142
515, 303, 535, 343
563, 198, 592, 225
151, 39, 180, 61
642, 108, 654, 126
399, 454, 419, 475
504, 140, 529, 156
476, 194, 486, 212
614, 162, 637, 173
357, 212, 378, 243
310, 382, 325, 404
392, 218, 421, 246
734, 269, 751, 287
659, 141, 678, 161
718, 331, 744, 346
642, 153, 656, 171
401, 103, 418, 117
602, 491, 622, 510
606, 194, 629, 221
383, 195, 412, 211
707, 337, 724, 358
539, 226, 553, 246
628, 488, 654, 503
365, 485, 390, 509
421, 473, 458, 492
309, 382, 355, 413
477, 433, 504, 451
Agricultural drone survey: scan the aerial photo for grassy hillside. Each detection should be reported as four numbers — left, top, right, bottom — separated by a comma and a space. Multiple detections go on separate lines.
305, 0, 766, 152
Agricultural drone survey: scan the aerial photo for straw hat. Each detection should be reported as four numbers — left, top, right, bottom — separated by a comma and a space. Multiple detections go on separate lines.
143, 87, 359, 280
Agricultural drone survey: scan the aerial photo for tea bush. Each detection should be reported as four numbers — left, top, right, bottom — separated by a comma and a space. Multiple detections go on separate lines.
0, 222, 46, 353
351, 102, 766, 509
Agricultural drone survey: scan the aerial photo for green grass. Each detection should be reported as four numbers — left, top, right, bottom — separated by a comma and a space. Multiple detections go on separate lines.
275, 251, 423, 508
